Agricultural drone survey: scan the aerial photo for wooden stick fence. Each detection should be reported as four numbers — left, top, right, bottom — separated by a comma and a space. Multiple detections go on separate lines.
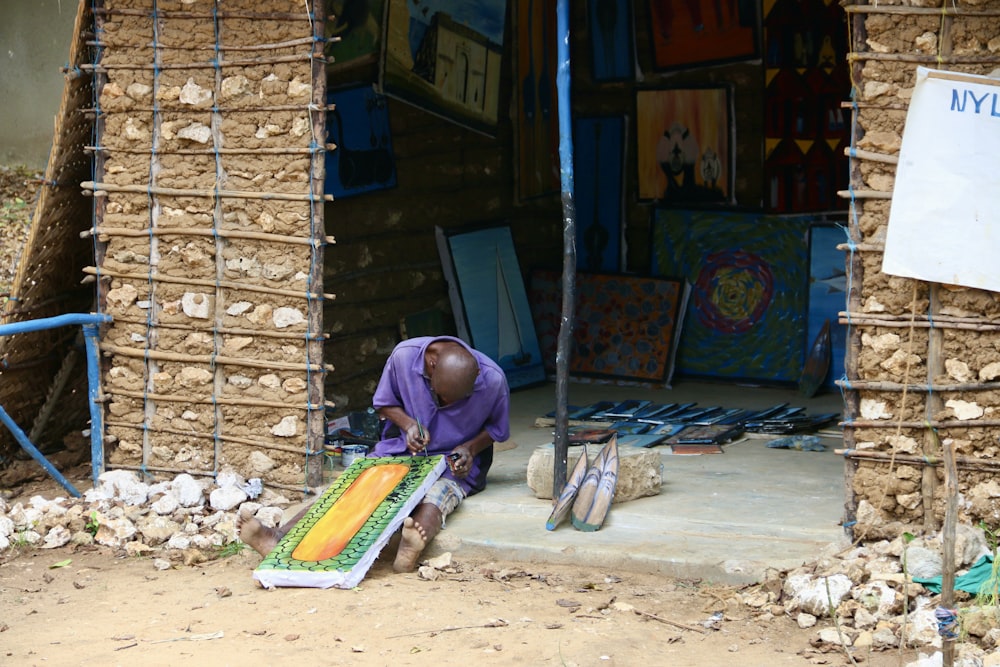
85, 143, 337, 155
84, 225, 336, 248
104, 387, 332, 412
107, 314, 329, 341
99, 341, 334, 373
82, 181, 333, 202
836, 448, 1000, 474
82, 266, 335, 301
78, 53, 318, 72
105, 420, 319, 456
92, 7, 317, 20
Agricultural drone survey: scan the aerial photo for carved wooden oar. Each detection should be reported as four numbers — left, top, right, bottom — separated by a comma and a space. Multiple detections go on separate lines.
571, 435, 619, 532
545, 447, 590, 530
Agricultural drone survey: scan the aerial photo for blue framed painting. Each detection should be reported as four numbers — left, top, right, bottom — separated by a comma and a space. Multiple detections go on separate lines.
435, 225, 546, 389
807, 223, 848, 389
574, 116, 626, 273
588, 0, 636, 82
325, 85, 397, 199
651, 208, 810, 385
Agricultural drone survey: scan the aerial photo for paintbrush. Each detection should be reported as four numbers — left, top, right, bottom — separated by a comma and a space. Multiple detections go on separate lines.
416, 418, 427, 456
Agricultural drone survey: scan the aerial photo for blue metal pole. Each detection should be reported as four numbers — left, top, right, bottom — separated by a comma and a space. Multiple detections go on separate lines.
0, 313, 111, 337
0, 405, 81, 497
552, 0, 576, 495
82, 323, 106, 486
0, 312, 111, 490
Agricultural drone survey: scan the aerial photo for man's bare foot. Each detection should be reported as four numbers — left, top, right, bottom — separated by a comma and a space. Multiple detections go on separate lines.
393, 516, 428, 573
378, 529, 402, 563
237, 507, 279, 557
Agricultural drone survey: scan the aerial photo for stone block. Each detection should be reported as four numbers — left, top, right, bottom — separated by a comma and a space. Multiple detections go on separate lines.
526, 445, 662, 503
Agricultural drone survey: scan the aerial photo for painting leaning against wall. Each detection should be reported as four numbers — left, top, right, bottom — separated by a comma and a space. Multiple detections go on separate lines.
651, 208, 810, 385
435, 225, 546, 390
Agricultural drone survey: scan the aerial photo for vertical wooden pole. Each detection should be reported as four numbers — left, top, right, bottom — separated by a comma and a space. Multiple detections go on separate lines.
840, 3, 868, 539
552, 0, 575, 496
305, 0, 328, 488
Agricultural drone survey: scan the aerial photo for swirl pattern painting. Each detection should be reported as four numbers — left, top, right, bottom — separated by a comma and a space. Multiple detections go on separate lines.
651, 208, 810, 385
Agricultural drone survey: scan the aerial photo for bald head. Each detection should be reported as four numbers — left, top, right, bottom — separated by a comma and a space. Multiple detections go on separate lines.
429, 343, 479, 406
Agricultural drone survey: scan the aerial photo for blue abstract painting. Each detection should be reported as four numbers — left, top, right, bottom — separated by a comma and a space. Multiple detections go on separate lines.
651, 208, 810, 385
325, 85, 396, 199
574, 116, 626, 273
436, 225, 546, 389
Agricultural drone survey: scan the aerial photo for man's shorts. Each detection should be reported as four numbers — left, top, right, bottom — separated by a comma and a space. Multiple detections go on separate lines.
421, 478, 466, 527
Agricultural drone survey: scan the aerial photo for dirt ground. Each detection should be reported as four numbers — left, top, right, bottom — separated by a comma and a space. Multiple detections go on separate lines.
0, 545, 922, 667
0, 441, 926, 667
0, 531, 925, 667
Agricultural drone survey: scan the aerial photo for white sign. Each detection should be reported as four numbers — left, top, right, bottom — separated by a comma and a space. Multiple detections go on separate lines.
882, 67, 1000, 292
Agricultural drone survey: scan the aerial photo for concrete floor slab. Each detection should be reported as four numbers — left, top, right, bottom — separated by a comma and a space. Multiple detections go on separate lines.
430, 380, 851, 585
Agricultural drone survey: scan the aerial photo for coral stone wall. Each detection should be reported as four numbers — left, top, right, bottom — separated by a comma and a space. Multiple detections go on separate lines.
90, 0, 328, 492
843, 0, 1000, 538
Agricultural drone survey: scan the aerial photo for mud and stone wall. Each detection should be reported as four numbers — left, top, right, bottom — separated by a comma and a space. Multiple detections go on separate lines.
843, 0, 1000, 539
90, 0, 327, 492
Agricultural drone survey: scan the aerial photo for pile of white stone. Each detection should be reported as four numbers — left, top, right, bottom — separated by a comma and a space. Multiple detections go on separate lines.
741, 523, 1000, 666
0, 469, 294, 563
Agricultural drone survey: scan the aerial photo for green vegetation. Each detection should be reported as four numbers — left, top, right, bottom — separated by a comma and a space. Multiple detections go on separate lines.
215, 540, 247, 559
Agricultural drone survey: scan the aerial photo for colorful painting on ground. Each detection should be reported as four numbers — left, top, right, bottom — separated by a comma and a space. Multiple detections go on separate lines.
325, 85, 396, 198
808, 223, 848, 389
574, 116, 626, 273
651, 208, 810, 385
436, 225, 546, 389
382, 0, 507, 135
528, 270, 688, 387
254, 455, 446, 589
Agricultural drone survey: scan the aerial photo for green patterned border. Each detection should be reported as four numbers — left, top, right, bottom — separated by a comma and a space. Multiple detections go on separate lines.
257, 455, 444, 574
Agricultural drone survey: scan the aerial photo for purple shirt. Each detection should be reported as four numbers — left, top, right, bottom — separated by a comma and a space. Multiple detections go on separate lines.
371, 336, 510, 494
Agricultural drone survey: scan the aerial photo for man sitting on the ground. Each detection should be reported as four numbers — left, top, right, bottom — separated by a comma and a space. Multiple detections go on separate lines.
239, 335, 510, 572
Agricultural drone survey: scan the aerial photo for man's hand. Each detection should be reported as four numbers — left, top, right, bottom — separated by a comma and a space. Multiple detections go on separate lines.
405, 421, 429, 454
448, 445, 473, 478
